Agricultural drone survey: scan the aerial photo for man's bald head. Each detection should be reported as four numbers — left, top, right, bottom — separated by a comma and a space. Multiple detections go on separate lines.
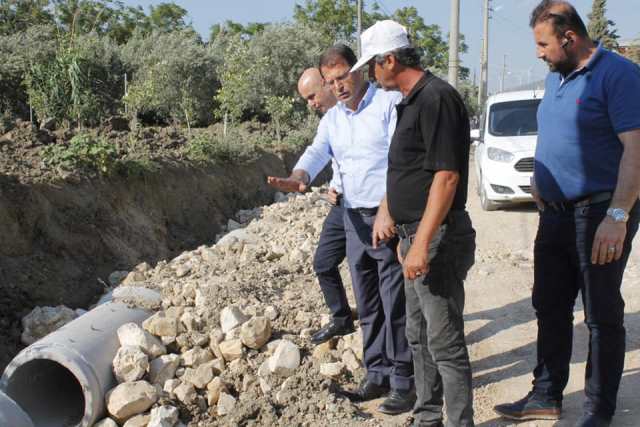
297, 67, 337, 114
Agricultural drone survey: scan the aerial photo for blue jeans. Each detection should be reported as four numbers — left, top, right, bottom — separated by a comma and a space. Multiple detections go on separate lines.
532, 200, 640, 418
313, 205, 351, 327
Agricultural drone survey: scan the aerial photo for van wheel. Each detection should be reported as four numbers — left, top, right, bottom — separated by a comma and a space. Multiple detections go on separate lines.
480, 180, 499, 211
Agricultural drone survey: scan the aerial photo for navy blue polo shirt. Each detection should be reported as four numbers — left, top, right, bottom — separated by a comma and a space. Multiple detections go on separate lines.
535, 44, 640, 202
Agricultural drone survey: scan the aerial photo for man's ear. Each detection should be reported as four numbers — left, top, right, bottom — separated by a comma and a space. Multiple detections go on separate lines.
387, 54, 399, 70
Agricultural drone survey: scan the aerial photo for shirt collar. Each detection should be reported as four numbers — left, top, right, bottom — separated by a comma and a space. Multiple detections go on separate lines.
559, 42, 605, 83
338, 82, 376, 114
584, 42, 605, 70
400, 71, 435, 106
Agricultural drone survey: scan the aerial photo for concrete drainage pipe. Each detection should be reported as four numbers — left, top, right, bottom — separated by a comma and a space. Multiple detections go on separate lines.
0, 300, 153, 427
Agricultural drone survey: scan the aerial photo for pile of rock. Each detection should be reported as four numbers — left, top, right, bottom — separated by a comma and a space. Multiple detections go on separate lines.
95, 189, 369, 426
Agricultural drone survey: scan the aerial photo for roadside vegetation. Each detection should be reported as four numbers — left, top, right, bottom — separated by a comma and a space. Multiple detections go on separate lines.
1, 0, 481, 177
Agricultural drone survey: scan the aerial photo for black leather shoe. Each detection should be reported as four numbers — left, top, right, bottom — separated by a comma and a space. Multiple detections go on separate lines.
310, 321, 355, 345
342, 379, 390, 402
575, 412, 611, 427
494, 391, 561, 421
378, 388, 416, 415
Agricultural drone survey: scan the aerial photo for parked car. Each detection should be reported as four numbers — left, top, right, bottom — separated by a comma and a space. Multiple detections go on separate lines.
473, 90, 543, 211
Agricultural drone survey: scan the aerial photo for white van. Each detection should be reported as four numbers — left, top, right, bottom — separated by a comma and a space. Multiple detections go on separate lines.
473, 89, 543, 211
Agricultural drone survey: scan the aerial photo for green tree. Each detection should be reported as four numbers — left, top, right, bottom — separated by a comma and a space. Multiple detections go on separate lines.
209, 20, 265, 42
293, 2, 467, 78
0, 0, 53, 35
122, 29, 219, 126
587, 0, 619, 49
148, 2, 188, 33
214, 23, 325, 121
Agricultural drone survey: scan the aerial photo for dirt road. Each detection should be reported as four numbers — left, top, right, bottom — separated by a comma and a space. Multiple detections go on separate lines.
425, 172, 639, 426
357, 169, 640, 427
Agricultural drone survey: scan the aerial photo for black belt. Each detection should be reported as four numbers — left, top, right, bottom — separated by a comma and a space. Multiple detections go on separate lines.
396, 212, 460, 239
348, 206, 379, 216
396, 222, 419, 239
543, 192, 612, 212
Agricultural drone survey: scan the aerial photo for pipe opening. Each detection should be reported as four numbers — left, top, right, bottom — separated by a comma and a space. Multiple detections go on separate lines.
5, 359, 85, 427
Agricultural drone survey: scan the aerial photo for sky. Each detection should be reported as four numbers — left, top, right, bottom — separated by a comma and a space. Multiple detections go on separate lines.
124, 0, 639, 93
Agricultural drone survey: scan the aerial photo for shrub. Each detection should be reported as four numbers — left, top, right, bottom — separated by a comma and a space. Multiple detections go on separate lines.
183, 130, 258, 164
215, 23, 325, 121
42, 133, 118, 175
122, 30, 220, 127
24, 33, 125, 127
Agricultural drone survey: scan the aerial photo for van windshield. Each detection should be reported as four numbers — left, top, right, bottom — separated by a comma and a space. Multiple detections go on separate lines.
489, 99, 541, 136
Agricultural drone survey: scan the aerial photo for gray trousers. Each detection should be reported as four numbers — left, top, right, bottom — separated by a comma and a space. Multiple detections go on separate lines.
344, 209, 413, 391
400, 211, 476, 427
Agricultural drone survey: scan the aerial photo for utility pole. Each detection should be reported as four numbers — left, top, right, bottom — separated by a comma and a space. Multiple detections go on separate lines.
357, 0, 363, 57
478, 0, 490, 110
500, 54, 507, 92
448, 0, 460, 89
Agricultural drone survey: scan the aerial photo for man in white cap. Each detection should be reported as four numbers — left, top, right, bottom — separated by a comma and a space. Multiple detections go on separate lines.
353, 20, 476, 427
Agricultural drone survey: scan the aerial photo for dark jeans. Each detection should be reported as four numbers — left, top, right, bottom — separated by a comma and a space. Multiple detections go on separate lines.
344, 209, 413, 391
313, 205, 351, 327
532, 200, 640, 418
401, 211, 476, 427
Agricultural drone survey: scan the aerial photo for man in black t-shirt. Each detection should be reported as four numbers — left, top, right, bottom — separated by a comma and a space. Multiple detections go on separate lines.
352, 20, 476, 426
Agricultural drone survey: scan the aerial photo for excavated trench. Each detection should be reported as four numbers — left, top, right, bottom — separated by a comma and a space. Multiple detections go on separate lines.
0, 148, 326, 371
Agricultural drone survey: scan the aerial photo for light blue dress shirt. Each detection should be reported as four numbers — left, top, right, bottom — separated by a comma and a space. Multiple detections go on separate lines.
294, 84, 402, 208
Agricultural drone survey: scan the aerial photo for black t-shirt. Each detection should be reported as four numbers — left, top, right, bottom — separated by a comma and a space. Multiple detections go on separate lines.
387, 71, 470, 224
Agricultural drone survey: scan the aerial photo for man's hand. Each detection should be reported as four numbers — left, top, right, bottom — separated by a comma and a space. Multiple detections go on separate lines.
326, 188, 341, 206
591, 217, 627, 265
372, 206, 395, 248
530, 176, 544, 211
403, 242, 429, 280
267, 170, 310, 193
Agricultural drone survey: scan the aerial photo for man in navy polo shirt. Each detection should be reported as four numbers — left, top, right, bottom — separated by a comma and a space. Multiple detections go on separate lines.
494, 2, 640, 426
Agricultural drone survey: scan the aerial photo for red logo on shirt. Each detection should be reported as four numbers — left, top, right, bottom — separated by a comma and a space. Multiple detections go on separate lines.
576, 98, 582, 105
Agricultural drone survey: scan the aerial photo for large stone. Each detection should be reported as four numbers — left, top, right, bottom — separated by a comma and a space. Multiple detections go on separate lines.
180, 346, 213, 367
149, 354, 180, 385
123, 414, 150, 427
320, 362, 345, 378
341, 349, 361, 372
219, 339, 244, 361
264, 339, 282, 356
21, 305, 78, 345
106, 381, 158, 422
122, 271, 146, 285
341, 331, 364, 361
94, 418, 118, 427
117, 323, 166, 358
148, 405, 179, 427
312, 340, 335, 360
182, 363, 214, 389
143, 312, 179, 338
112, 345, 149, 383
220, 305, 249, 333
163, 379, 181, 395
268, 340, 300, 377
206, 377, 228, 406
240, 316, 271, 349
217, 392, 237, 416
174, 382, 197, 405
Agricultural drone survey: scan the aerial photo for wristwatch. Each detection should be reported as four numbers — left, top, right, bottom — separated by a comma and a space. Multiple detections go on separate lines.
606, 207, 629, 223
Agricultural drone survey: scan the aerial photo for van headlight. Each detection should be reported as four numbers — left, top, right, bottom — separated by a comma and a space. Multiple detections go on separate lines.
487, 147, 514, 163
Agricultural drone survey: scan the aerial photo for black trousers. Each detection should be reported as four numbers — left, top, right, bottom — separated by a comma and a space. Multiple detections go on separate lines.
532, 200, 640, 419
343, 208, 413, 391
313, 205, 351, 327
401, 210, 476, 427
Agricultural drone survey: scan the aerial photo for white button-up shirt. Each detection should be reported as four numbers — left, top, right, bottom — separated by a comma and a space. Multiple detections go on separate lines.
294, 84, 402, 208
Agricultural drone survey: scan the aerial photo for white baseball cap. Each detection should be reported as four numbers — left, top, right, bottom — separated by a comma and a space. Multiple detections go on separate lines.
351, 20, 410, 72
